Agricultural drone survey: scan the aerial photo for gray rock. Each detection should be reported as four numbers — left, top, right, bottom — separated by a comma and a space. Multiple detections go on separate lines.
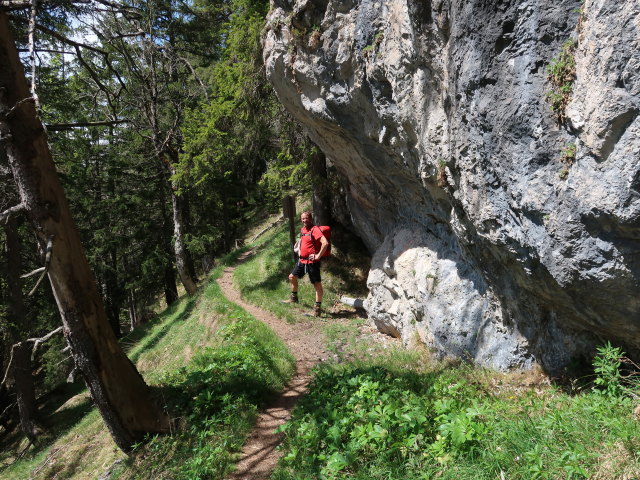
263, 0, 640, 373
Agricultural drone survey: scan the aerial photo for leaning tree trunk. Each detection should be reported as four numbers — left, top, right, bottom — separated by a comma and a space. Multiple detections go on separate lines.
0, 12, 170, 452
4, 216, 41, 444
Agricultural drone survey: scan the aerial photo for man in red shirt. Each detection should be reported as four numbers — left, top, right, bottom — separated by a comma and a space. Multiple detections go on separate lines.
286, 211, 329, 316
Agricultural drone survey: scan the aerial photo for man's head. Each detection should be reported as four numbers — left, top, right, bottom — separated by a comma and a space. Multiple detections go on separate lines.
301, 211, 313, 228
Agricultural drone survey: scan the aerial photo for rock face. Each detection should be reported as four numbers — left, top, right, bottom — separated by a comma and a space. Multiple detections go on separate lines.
263, 0, 640, 372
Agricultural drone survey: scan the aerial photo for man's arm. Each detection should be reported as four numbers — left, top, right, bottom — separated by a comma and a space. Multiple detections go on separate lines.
310, 235, 329, 261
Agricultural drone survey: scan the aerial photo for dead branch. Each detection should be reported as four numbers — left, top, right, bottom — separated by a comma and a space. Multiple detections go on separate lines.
1, 326, 63, 388
0, 1, 31, 11
0, 401, 16, 426
20, 266, 44, 278
28, 235, 53, 296
8, 15, 107, 54
176, 54, 209, 101
0, 346, 16, 389
73, 43, 118, 114
46, 119, 129, 131
251, 216, 285, 242
0, 202, 26, 224
28, 326, 63, 360
66, 366, 77, 383
17, 48, 73, 54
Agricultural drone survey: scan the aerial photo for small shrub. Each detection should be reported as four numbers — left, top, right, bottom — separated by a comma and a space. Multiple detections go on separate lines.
362, 32, 384, 56
560, 142, 576, 165
546, 39, 576, 122
592, 341, 626, 397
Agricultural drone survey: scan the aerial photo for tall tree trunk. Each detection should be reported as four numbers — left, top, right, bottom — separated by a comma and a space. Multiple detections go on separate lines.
11, 343, 40, 443
104, 248, 122, 338
165, 153, 197, 295
0, 12, 170, 452
158, 172, 179, 306
181, 194, 198, 283
128, 289, 139, 331
171, 187, 197, 295
311, 147, 331, 226
163, 265, 179, 306
222, 192, 230, 252
4, 217, 40, 443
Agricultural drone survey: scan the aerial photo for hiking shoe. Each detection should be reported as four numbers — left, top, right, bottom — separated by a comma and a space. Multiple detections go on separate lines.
281, 292, 299, 304
313, 303, 321, 316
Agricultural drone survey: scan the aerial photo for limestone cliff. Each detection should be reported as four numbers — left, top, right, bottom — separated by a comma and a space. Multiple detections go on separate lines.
263, 0, 640, 372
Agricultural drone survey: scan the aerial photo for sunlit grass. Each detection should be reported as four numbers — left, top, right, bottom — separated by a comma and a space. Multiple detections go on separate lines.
0, 245, 294, 480
273, 350, 640, 480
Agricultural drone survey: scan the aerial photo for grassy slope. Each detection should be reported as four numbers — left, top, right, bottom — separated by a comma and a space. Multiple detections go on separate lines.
0, 246, 295, 480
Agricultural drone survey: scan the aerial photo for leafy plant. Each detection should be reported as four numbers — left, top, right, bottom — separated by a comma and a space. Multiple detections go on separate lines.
273, 366, 437, 479
362, 32, 384, 56
558, 141, 576, 178
546, 39, 577, 122
593, 341, 626, 397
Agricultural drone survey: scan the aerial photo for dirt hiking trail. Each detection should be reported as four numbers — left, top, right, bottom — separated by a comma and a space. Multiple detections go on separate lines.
217, 250, 330, 480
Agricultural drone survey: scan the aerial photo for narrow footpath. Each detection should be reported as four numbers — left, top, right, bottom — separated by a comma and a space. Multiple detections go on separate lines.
217, 250, 329, 480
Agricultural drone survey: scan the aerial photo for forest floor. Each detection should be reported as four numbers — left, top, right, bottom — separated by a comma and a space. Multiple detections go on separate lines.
217, 249, 391, 480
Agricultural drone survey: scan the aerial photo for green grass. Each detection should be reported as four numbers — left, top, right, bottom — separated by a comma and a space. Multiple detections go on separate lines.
272, 351, 640, 480
0, 249, 295, 480
116, 272, 295, 480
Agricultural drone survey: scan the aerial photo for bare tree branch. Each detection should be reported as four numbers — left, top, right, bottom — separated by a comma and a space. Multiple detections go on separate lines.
28, 326, 63, 360
20, 266, 44, 278
0, 346, 16, 389
3, 96, 35, 119
1, 327, 64, 389
176, 54, 209, 101
8, 14, 106, 54
27, 235, 53, 296
0, 1, 31, 12
17, 47, 73, 54
47, 119, 129, 131
0, 202, 26, 224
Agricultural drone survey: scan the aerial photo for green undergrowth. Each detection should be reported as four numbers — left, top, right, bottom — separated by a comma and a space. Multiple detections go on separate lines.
1, 249, 295, 480
272, 346, 640, 480
112, 261, 295, 480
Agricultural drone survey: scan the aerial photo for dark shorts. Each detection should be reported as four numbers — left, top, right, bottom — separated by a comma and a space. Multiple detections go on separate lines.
291, 261, 322, 284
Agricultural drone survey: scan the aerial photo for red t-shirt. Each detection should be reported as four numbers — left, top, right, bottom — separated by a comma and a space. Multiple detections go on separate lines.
299, 225, 324, 264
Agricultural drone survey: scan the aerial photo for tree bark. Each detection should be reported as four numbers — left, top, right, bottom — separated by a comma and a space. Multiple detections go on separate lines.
3, 216, 41, 443
165, 153, 197, 296
310, 147, 331, 226
163, 265, 178, 306
180, 194, 198, 283
0, 11, 170, 452
171, 186, 198, 295
11, 343, 41, 443
158, 174, 179, 306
